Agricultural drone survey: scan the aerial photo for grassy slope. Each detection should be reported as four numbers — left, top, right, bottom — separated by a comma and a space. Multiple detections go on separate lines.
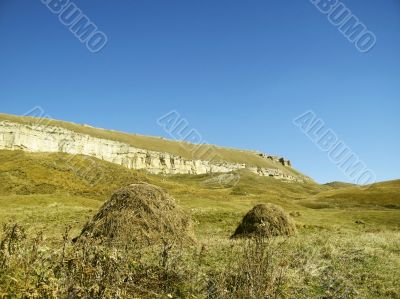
300, 180, 400, 209
0, 150, 147, 240
323, 181, 357, 189
1, 150, 399, 240
0, 113, 304, 177
0, 150, 145, 200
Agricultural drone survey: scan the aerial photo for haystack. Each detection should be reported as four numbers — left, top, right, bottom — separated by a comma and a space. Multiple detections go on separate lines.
75, 183, 194, 248
232, 204, 296, 238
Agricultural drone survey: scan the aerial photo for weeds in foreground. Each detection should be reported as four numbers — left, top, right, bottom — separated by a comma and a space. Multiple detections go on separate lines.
0, 223, 399, 298
0, 223, 289, 298
208, 237, 288, 299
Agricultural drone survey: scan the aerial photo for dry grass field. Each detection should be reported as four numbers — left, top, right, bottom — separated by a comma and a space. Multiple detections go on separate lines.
0, 150, 399, 298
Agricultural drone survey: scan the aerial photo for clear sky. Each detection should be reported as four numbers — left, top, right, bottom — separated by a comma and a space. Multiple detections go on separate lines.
0, 0, 399, 183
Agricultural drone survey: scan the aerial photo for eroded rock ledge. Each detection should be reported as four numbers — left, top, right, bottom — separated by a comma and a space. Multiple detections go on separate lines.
0, 121, 307, 182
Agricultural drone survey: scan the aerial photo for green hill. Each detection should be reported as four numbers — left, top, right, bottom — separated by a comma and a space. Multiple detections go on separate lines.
0, 113, 305, 177
301, 180, 400, 209
323, 181, 357, 189
1, 149, 399, 239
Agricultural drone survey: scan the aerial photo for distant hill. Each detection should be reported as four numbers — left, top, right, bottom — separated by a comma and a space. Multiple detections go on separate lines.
301, 180, 400, 209
1, 149, 399, 234
0, 113, 309, 181
323, 181, 357, 189
0, 149, 320, 201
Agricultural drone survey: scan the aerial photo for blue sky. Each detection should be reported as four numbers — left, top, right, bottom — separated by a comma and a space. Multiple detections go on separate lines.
0, 0, 399, 183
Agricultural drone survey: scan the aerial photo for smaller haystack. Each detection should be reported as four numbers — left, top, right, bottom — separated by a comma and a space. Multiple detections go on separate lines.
232, 204, 296, 238
75, 183, 194, 248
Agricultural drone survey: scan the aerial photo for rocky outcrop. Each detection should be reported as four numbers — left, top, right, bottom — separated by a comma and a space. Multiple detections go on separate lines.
257, 153, 291, 167
0, 120, 307, 182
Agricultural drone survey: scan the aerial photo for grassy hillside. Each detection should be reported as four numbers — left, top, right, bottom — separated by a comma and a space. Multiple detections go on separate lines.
0, 150, 145, 200
323, 181, 357, 189
0, 113, 305, 177
300, 180, 400, 209
1, 149, 399, 238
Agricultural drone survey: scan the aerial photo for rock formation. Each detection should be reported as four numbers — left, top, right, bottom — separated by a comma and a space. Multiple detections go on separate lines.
0, 120, 308, 182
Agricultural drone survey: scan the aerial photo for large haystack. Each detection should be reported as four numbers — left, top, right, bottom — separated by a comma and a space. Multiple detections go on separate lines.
232, 204, 296, 238
75, 183, 194, 248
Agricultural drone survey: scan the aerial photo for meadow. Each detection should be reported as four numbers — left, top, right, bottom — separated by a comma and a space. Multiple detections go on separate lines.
0, 150, 399, 298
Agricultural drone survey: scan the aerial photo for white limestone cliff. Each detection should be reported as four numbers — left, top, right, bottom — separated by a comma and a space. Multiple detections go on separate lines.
0, 120, 307, 182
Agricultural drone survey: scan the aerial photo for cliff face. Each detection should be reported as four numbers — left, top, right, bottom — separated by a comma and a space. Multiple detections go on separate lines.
0, 120, 307, 182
